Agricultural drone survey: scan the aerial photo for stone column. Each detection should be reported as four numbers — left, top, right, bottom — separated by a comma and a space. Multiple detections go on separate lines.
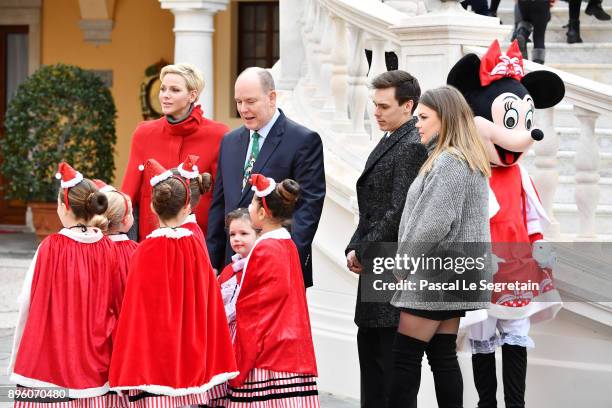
160, 0, 230, 118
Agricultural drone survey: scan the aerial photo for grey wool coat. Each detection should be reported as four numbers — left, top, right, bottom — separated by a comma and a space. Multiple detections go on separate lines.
391, 150, 493, 311
346, 117, 429, 328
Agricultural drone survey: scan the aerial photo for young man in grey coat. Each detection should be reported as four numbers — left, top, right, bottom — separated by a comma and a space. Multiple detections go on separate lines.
345, 70, 428, 408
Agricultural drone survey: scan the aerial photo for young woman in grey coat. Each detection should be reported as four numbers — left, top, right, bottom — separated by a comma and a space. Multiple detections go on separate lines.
388, 86, 492, 408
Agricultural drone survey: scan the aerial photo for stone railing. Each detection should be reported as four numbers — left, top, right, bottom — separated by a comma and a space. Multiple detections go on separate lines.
275, 0, 612, 402
292, 0, 612, 241
464, 45, 612, 241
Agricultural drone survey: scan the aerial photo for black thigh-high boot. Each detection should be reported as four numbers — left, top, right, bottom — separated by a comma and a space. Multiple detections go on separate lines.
425, 334, 463, 408
388, 332, 428, 408
502, 345, 527, 408
472, 352, 497, 408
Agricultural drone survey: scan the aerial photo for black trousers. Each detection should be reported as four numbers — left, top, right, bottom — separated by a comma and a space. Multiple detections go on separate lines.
357, 327, 397, 408
518, 0, 551, 49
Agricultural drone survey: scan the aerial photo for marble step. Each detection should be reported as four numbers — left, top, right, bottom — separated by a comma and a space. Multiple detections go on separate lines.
497, 3, 612, 30
502, 41, 612, 64
542, 22, 612, 43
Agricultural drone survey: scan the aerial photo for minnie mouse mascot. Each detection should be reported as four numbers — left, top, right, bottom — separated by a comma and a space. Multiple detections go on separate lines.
448, 40, 564, 408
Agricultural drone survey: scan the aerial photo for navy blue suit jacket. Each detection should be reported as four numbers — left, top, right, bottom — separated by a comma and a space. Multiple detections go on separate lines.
206, 110, 325, 287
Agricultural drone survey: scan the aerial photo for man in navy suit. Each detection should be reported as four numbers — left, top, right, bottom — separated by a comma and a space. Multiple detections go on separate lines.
206, 67, 325, 287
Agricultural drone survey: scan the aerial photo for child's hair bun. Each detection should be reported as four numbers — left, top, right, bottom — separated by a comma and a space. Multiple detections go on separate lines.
197, 172, 212, 194
86, 191, 109, 216
89, 214, 110, 232
154, 182, 173, 206
277, 179, 300, 205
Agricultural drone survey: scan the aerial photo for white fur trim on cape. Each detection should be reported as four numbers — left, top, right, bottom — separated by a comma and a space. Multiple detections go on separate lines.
181, 213, 197, 225
109, 234, 130, 242
9, 373, 110, 398
150, 170, 173, 187
518, 163, 550, 224
252, 178, 276, 197
178, 163, 199, 179
58, 171, 83, 189
111, 371, 239, 396
58, 228, 103, 243
488, 185, 500, 219
240, 227, 291, 288
146, 227, 193, 239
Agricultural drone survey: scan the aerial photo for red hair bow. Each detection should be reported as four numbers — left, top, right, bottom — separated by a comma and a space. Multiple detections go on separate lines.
479, 40, 524, 86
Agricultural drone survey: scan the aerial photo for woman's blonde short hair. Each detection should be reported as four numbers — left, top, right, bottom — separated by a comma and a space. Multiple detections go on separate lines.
160, 63, 205, 97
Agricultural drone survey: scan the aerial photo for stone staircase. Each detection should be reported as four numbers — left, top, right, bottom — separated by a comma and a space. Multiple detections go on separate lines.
497, 0, 612, 83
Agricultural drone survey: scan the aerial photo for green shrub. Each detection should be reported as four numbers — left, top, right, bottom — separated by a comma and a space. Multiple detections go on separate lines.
1, 63, 116, 202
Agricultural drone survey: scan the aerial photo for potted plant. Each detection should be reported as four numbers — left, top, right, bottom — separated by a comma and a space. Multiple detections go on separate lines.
1, 63, 116, 241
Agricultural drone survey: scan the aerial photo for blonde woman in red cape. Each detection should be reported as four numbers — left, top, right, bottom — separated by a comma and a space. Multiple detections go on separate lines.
9, 162, 124, 408
109, 159, 237, 408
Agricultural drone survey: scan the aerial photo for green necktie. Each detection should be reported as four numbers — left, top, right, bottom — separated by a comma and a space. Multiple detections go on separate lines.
243, 132, 261, 189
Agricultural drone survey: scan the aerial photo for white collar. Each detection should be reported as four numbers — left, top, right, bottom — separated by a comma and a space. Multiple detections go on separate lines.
240, 227, 291, 287
146, 227, 193, 239
257, 227, 291, 241
249, 109, 280, 139
108, 234, 130, 242
182, 213, 197, 225
58, 228, 103, 243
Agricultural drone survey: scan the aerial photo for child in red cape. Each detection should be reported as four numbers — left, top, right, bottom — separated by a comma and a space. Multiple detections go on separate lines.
219, 174, 319, 407
207, 208, 258, 407
109, 159, 237, 408
9, 162, 122, 407
92, 179, 137, 312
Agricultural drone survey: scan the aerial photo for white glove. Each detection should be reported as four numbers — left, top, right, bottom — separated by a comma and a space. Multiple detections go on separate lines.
532, 240, 557, 269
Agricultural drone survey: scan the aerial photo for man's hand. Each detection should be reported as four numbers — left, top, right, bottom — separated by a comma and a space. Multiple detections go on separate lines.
346, 250, 363, 274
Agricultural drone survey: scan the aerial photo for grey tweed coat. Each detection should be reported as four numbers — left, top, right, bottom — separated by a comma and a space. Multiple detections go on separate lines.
346, 117, 428, 328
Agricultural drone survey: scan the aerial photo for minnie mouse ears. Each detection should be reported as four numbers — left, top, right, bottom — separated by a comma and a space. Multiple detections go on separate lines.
447, 40, 565, 109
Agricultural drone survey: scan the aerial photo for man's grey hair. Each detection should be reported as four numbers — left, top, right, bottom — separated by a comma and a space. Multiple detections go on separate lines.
239, 67, 276, 93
